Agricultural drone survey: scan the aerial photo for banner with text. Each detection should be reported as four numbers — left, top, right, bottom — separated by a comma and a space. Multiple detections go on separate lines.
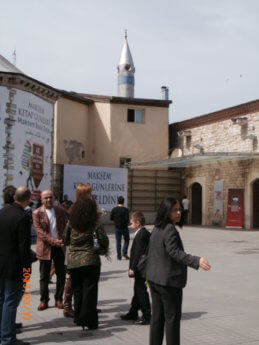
212, 180, 224, 225
0, 86, 53, 205
63, 165, 128, 211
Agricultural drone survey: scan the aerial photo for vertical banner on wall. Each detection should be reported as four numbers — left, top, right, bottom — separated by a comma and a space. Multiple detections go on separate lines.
226, 189, 244, 228
212, 180, 223, 225
0, 86, 53, 205
63, 165, 128, 211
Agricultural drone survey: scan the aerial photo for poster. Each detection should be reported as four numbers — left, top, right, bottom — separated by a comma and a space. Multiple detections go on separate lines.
212, 180, 223, 225
226, 189, 244, 228
0, 86, 53, 204
63, 164, 128, 211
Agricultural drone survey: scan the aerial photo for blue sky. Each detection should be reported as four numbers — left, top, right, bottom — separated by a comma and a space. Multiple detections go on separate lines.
0, 0, 258, 123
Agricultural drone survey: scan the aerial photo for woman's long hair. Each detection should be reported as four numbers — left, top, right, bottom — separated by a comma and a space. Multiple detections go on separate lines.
69, 187, 98, 232
75, 183, 92, 202
155, 197, 182, 229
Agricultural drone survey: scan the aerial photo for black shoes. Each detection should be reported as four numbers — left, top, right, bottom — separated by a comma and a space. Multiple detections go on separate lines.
123, 255, 130, 260
135, 317, 150, 325
120, 313, 138, 321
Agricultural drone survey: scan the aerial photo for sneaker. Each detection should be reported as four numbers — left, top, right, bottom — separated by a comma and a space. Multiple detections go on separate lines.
120, 313, 138, 321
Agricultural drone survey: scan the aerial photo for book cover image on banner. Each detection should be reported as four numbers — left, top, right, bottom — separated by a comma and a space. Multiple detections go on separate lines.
63, 164, 128, 211
0, 86, 53, 204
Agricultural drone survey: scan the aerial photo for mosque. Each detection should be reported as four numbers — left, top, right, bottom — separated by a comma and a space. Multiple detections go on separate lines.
1, 33, 259, 229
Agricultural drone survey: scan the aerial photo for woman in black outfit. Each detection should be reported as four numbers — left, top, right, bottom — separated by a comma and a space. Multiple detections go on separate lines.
146, 198, 211, 345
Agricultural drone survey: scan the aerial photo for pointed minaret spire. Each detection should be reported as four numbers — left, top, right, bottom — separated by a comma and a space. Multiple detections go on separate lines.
12, 49, 16, 66
117, 30, 135, 98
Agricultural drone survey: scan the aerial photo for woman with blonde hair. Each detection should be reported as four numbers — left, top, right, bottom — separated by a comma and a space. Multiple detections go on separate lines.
63, 183, 109, 330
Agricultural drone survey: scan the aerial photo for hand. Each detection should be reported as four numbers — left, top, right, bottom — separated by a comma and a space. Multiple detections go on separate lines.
199, 257, 211, 271
128, 269, 134, 277
56, 239, 64, 247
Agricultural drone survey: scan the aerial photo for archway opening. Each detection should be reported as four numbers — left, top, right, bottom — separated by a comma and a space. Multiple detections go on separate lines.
252, 179, 259, 228
191, 182, 202, 225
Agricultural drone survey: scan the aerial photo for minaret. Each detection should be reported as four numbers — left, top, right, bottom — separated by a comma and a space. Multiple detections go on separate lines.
117, 30, 135, 98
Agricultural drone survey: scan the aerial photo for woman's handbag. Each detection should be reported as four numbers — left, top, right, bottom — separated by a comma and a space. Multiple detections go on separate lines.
93, 227, 108, 256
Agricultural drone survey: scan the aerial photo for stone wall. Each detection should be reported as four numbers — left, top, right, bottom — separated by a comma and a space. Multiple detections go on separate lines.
185, 159, 250, 226
180, 111, 259, 155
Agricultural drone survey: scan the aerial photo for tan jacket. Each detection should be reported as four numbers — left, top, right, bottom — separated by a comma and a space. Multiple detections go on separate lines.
33, 205, 68, 260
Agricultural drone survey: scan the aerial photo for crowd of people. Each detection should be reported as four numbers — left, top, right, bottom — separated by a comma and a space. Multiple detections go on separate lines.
0, 184, 211, 345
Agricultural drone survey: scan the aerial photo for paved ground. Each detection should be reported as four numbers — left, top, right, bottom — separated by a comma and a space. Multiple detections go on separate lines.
17, 226, 259, 345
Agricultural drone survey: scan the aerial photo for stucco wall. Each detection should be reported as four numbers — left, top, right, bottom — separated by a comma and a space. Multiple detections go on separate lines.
54, 97, 89, 165
109, 103, 168, 166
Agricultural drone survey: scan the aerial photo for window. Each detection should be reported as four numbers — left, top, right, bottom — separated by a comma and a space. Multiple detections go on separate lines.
127, 109, 144, 123
120, 157, 131, 168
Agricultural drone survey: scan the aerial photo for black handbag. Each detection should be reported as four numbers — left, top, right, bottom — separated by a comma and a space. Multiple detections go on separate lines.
93, 228, 107, 256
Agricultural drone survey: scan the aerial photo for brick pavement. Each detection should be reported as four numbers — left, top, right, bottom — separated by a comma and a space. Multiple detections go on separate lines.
16, 226, 259, 345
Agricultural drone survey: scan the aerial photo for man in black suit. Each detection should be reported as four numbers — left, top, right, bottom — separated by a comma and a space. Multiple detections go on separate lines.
120, 211, 151, 325
0, 186, 31, 345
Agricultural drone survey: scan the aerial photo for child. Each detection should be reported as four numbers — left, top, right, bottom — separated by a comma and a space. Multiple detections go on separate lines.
120, 211, 151, 325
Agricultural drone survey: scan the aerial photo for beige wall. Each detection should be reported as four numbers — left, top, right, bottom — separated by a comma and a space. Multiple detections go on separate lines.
54, 97, 169, 168
87, 102, 169, 167
109, 103, 168, 166
54, 97, 89, 165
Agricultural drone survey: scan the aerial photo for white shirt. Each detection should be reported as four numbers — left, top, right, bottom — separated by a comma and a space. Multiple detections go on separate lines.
134, 227, 142, 238
182, 198, 189, 210
46, 208, 58, 239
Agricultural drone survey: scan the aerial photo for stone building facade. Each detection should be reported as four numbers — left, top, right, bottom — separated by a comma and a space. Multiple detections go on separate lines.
170, 99, 259, 229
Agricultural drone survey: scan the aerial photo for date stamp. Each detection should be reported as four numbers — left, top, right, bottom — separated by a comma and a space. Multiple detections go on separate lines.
22, 267, 31, 321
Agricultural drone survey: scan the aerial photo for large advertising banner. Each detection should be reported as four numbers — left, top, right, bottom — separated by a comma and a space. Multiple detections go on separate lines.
212, 180, 223, 225
226, 189, 244, 228
0, 86, 53, 203
63, 165, 128, 211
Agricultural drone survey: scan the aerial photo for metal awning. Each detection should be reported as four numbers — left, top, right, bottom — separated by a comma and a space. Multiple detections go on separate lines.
129, 152, 259, 168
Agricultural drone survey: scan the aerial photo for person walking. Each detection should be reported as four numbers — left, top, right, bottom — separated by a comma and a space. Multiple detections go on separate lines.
33, 190, 68, 311
0, 186, 31, 345
181, 194, 189, 225
110, 196, 130, 260
63, 184, 109, 330
146, 197, 211, 345
120, 211, 151, 324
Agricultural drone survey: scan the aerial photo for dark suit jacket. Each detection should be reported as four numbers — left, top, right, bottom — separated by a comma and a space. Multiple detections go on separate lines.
146, 224, 200, 288
0, 203, 31, 281
33, 205, 68, 260
129, 227, 150, 272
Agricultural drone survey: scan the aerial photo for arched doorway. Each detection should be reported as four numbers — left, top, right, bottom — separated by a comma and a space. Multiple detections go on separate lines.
192, 182, 202, 225
253, 179, 259, 228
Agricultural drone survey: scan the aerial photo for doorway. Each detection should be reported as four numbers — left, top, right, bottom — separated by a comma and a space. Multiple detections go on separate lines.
253, 179, 259, 228
192, 182, 202, 225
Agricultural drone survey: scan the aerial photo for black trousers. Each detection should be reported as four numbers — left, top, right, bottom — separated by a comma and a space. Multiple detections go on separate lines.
129, 272, 151, 320
70, 265, 100, 329
149, 281, 182, 345
39, 247, 65, 302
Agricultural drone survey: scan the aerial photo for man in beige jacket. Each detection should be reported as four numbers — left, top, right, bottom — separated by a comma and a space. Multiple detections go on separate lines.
33, 190, 67, 311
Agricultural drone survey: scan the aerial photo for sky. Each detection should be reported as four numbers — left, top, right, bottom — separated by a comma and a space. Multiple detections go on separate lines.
0, 0, 258, 123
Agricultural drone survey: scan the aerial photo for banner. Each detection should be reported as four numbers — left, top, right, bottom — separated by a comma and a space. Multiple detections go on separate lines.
226, 189, 244, 228
212, 180, 223, 225
0, 86, 53, 204
63, 165, 128, 211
